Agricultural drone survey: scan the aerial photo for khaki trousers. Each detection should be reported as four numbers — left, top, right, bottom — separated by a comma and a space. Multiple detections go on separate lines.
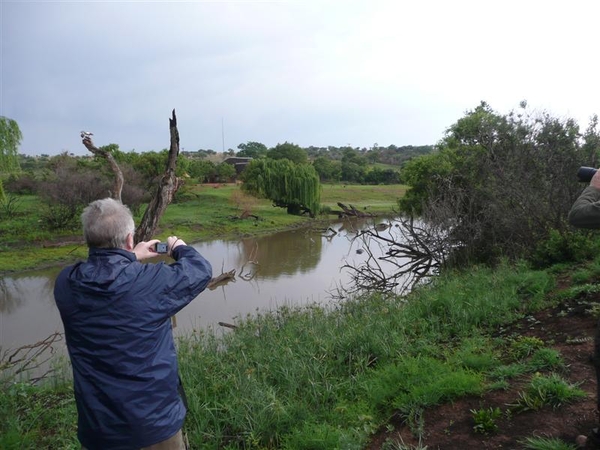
82, 429, 187, 450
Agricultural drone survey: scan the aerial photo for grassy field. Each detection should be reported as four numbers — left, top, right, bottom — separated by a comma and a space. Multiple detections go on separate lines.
0, 183, 405, 273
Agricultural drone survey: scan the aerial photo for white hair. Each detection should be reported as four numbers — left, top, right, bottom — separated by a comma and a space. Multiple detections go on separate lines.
81, 198, 135, 249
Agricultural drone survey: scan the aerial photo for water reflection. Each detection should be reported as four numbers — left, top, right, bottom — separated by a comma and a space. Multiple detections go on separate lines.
0, 274, 56, 314
236, 228, 323, 279
0, 269, 63, 358
0, 218, 388, 352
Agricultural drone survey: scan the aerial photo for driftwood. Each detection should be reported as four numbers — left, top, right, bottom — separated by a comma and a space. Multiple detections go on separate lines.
0, 332, 63, 385
208, 269, 236, 290
218, 321, 238, 329
336, 202, 376, 218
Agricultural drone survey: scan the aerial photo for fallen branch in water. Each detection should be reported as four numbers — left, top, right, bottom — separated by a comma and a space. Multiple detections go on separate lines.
208, 269, 237, 290
0, 332, 63, 386
239, 241, 259, 281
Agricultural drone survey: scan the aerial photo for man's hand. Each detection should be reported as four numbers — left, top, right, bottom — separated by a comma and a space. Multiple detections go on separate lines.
591, 169, 600, 190
133, 239, 161, 261
166, 235, 187, 257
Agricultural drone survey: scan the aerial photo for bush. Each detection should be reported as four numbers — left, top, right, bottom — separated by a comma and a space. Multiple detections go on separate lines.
4, 173, 38, 195
530, 229, 600, 268
398, 102, 597, 266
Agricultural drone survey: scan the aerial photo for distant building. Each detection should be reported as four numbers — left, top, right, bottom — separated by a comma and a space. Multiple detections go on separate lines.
223, 156, 253, 174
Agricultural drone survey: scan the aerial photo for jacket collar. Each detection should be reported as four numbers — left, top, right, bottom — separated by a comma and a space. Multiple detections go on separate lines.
88, 247, 137, 262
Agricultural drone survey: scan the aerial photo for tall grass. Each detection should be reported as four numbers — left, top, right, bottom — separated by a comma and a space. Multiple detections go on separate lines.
0, 260, 558, 449
175, 261, 554, 449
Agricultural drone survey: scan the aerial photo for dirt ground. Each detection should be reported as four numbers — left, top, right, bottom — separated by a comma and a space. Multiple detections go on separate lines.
366, 283, 600, 450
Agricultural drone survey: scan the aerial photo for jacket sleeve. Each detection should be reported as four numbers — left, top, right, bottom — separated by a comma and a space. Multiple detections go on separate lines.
137, 245, 213, 318
568, 186, 600, 229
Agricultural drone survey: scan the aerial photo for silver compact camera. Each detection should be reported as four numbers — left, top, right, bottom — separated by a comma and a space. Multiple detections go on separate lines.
155, 242, 168, 254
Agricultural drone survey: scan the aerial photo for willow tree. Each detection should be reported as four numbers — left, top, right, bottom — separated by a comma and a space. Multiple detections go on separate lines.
241, 158, 321, 216
0, 116, 23, 173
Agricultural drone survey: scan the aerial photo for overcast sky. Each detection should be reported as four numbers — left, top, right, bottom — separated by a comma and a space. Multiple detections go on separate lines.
2, 0, 600, 156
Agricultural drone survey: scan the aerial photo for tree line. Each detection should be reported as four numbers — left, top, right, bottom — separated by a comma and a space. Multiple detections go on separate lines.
3, 100, 600, 273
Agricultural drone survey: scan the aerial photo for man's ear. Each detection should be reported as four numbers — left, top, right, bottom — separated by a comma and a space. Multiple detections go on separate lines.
126, 233, 134, 251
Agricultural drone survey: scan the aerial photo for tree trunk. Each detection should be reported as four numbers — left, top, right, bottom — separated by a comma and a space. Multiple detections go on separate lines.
134, 109, 182, 244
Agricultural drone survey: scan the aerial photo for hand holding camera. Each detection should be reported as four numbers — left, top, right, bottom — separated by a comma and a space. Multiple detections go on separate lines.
578, 166, 600, 190
154, 236, 187, 256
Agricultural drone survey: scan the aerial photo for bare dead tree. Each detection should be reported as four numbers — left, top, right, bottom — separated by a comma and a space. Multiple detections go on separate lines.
341, 216, 448, 296
134, 110, 182, 243
81, 133, 124, 203
81, 110, 183, 244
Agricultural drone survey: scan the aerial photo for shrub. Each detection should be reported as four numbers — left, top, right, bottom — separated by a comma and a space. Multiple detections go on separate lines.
4, 173, 38, 195
530, 229, 600, 268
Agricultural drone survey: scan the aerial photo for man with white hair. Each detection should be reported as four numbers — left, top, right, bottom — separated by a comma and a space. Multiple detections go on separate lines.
54, 197, 212, 450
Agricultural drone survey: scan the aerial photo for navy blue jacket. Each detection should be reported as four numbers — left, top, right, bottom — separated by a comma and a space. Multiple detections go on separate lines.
54, 245, 212, 450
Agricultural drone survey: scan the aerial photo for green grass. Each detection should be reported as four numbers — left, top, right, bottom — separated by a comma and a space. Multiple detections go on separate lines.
520, 436, 578, 450
163, 263, 554, 447
510, 373, 586, 412
0, 382, 79, 450
319, 183, 407, 213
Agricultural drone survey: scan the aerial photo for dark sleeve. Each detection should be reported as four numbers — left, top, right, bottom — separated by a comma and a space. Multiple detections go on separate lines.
568, 186, 600, 229
139, 245, 213, 318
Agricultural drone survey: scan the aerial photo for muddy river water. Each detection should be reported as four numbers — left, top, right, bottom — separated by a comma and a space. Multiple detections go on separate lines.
1, 218, 395, 354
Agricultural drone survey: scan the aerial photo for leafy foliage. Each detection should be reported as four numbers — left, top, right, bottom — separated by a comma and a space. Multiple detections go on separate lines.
241, 158, 321, 216
0, 116, 23, 173
398, 101, 598, 265
267, 142, 309, 164
237, 141, 268, 158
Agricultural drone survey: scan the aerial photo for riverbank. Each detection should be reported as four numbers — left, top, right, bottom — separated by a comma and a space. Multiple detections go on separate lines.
0, 183, 407, 273
2, 258, 599, 449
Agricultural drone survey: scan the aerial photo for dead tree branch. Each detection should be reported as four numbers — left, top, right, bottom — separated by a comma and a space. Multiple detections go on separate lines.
239, 241, 260, 281
1, 332, 63, 386
341, 216, 448, 296
208, 269, 237, 290
336, 202, 376, 218
135, 109, 182, 243
81, 133, 124, 202
81, 110, 183, 244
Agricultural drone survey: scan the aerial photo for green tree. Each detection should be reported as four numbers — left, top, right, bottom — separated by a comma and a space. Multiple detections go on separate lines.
399, 101, 587, 265
188, 159, 216, 183
312, 156, 341, 182
267, 142, 308, 165
237, 141, 267, 158
0, 117, 23, 173
217, 162, 236, 182
241, 158, 321, 216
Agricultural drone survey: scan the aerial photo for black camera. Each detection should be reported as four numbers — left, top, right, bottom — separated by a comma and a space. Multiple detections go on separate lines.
578, 166, 598, 182
154, 242, 168, 254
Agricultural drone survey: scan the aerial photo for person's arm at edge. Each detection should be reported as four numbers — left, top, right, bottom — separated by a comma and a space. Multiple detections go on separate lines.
569, 170, 600, 229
